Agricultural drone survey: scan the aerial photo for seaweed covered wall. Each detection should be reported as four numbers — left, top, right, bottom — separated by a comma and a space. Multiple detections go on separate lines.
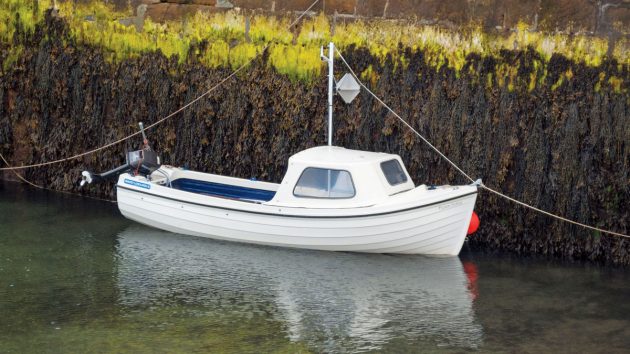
119, 0, 630, 35
0, 11, 628, 265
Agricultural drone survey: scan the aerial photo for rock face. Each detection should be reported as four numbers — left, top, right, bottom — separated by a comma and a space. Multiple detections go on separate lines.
112, 0, 630, 34
1, 14, 629, 265
143, 3, 216, 22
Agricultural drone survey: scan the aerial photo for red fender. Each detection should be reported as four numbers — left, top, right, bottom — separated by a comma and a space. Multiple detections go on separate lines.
467, 211, 480, 235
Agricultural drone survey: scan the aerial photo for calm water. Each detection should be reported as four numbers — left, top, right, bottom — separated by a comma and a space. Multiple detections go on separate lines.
1, 183, 629, 353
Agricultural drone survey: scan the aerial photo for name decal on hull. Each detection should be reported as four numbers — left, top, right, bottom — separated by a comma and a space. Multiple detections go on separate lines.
124, 178, 151, 189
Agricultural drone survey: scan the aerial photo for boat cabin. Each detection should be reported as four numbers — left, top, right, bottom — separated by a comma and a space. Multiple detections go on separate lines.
269, 146, 415, 208
152, 146, 416, 207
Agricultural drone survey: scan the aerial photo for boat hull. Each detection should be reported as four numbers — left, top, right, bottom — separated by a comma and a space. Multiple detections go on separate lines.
116, 176, 477, 256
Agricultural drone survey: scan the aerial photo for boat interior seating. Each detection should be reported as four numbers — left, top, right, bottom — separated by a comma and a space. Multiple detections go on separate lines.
170, 178, 276, 203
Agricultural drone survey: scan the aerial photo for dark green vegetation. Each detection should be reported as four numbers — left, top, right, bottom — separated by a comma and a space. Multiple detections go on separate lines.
0, 6, 628, 264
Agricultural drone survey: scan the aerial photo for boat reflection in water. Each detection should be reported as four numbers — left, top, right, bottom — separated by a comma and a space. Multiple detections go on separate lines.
115, 225, 483, 351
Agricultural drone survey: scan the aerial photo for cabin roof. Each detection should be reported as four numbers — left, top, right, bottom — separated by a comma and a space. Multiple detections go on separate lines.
269, 145, 415, 208
289, 146, 397, 166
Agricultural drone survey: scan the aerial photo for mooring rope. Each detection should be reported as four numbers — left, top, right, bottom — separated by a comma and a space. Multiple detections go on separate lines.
335, 49, 629, 239
0, 153, 116, 203
0, 153, 45, 189
0, 0, 322, 172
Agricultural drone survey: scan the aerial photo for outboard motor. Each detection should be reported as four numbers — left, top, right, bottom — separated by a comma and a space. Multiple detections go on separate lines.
80, 122, 161, 187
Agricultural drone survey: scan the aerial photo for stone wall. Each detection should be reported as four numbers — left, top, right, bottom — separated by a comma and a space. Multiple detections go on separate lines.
103, 0, 630, 34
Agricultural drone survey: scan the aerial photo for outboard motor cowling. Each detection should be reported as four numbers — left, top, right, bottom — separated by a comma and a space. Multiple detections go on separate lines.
127, 149, 160, 175
80, 122, 161, 187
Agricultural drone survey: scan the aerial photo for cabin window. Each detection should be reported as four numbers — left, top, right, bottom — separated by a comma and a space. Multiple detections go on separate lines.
381, 159, 408, 186
293, 168, 355, 198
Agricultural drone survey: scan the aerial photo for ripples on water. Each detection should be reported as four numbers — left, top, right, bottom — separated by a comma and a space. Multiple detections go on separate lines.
117, 227, 482, 352
1, 183, 629, 353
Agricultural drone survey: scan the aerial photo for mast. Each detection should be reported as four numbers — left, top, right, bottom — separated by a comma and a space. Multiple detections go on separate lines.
327, 42, 334, 146
321, 42, 361, 146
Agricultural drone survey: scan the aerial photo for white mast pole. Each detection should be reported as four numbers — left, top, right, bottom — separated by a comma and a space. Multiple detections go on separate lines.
327, 42, 334, 146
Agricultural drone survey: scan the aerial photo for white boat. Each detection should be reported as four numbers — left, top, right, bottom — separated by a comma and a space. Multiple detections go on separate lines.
82, 43, 480, 256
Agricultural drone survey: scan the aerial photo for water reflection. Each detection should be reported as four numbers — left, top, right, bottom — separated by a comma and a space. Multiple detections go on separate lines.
115, 225, 483, 352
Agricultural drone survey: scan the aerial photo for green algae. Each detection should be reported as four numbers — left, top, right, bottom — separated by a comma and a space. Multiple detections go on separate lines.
0, 0, 627, 91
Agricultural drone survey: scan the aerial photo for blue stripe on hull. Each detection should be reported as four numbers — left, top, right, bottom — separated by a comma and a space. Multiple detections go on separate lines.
170, 178, 276, 202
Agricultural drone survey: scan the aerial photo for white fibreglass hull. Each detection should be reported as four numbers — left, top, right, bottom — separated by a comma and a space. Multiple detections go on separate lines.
117, 175, 477, 256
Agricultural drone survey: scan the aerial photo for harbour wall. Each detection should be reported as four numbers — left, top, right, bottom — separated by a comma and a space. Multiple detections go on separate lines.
115, 0, 630, 35
1, 13, 628, 265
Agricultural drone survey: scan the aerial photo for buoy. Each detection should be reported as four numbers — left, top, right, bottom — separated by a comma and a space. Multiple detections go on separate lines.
467, 211, 480, 235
